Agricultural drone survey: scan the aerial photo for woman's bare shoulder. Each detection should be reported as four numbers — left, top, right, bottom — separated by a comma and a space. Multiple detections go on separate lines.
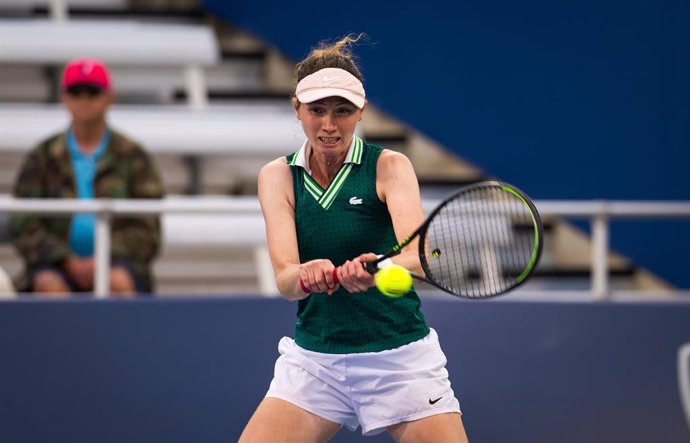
259, 157, 292, 184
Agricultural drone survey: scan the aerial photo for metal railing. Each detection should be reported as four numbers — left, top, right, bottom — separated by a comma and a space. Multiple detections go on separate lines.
533, 201, 690, 298
0, 197, 263, 297
1, 196, 689, 298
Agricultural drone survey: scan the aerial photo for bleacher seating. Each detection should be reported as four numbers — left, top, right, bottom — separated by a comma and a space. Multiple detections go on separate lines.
0, 0, 126, 7
0, 18, 219, 107
0, 101, 332, 195
0, 1, 674, 296
0, 7, 254, 294
0, 103, 302, 155
157, 207, 275, 296
0, 195, 275, 296
0, 0, 127, 13
0, 19, 217, 65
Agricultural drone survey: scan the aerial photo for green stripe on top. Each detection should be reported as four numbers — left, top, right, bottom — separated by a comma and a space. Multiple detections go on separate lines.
353, 137, 363, 163
302, 172, 324, 199
318, 163, 353, 210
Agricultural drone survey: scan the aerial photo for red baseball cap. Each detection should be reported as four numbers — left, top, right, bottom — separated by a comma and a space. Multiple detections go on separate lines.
62, 58, 111, 90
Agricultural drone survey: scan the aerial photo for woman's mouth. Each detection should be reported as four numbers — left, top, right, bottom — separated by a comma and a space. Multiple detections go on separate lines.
319, 137, 340, 145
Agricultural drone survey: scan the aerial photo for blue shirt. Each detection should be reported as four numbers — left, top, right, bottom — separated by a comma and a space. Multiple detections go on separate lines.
67, 127, 110, 257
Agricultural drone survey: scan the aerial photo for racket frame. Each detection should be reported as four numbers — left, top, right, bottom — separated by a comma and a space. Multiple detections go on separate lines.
366, 180, 544, 298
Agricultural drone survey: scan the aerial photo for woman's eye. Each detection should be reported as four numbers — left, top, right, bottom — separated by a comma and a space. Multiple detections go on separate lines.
336, 108, 354, 116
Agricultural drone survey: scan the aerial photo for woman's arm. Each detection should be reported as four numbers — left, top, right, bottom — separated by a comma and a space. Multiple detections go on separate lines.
376, 149, 425, 274
337, 149, 425, 291
258, 159, 338, 300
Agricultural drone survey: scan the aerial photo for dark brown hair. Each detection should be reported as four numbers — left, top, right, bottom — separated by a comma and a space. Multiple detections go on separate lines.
295, 33, 366, 83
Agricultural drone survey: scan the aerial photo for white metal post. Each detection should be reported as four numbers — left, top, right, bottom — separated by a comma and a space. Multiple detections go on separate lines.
591, 213, 610, 299
254, 246, 278, 296
183, 65, 208, 110
94, 209, 111, 298
49, 0, 69, 22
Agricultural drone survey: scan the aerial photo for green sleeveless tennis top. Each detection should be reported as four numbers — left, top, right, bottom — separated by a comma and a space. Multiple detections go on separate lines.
287, 137, 429, 354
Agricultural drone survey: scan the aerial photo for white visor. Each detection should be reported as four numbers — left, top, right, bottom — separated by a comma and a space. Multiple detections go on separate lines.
295, 68, 366, 109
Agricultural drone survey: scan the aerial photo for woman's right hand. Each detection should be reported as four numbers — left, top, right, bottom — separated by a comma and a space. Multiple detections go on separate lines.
299, 259, 340, 295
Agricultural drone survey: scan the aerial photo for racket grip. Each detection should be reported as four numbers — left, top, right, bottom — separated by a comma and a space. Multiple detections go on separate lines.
364, 257, 392, 274
364, 261, 378, 274
299, 268, 339, 294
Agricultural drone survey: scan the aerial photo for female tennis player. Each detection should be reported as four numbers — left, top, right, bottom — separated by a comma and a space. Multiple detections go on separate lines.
238, 34, 469, 443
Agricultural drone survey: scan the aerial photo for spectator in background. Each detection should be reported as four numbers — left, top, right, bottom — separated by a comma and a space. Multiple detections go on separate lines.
10, 58, 164, 297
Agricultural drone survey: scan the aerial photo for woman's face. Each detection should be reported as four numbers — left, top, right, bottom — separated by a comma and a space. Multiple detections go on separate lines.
295, 96, 364, 154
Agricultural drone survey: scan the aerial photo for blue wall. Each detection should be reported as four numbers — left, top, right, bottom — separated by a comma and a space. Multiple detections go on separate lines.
1, 297, 689, 442
203, 0, 690, 288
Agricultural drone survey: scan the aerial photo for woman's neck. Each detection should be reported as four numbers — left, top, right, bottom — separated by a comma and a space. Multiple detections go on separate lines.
309, 150, 346, 188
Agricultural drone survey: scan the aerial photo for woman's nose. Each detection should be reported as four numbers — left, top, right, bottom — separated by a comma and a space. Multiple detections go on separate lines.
321, 113, 336, 131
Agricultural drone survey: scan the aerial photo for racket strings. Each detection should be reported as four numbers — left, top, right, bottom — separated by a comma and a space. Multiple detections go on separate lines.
422, 185, 539, 298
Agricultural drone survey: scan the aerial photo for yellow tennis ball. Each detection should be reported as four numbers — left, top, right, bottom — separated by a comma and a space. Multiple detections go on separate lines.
375, 264, 413, 297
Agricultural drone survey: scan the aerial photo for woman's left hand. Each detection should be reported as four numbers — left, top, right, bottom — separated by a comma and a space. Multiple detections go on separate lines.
337, 253, 377, 293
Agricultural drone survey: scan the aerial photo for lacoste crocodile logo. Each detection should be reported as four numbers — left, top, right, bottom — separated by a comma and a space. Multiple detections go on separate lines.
349, 196, 363, 205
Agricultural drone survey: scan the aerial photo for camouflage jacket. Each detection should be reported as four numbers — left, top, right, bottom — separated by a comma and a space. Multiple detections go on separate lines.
10, 128, 165, 292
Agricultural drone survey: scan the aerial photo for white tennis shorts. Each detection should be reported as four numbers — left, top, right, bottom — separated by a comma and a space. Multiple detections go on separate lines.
265, 328, 462, 436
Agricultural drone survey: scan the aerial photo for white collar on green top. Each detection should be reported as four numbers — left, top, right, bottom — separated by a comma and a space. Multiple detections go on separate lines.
289, 135, 364, 175
289, 136, 365, 210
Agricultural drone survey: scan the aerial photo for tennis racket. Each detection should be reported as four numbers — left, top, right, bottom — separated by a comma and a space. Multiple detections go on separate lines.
301, 180, 544, 299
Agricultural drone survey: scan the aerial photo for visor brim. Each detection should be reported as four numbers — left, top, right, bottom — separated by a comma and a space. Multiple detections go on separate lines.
296, 88, 366, 109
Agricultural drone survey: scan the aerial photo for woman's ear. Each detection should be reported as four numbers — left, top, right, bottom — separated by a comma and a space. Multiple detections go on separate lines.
292, 97, 301, 120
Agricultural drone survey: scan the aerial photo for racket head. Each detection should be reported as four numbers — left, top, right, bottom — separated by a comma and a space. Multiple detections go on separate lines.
418, 181, 543, 299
